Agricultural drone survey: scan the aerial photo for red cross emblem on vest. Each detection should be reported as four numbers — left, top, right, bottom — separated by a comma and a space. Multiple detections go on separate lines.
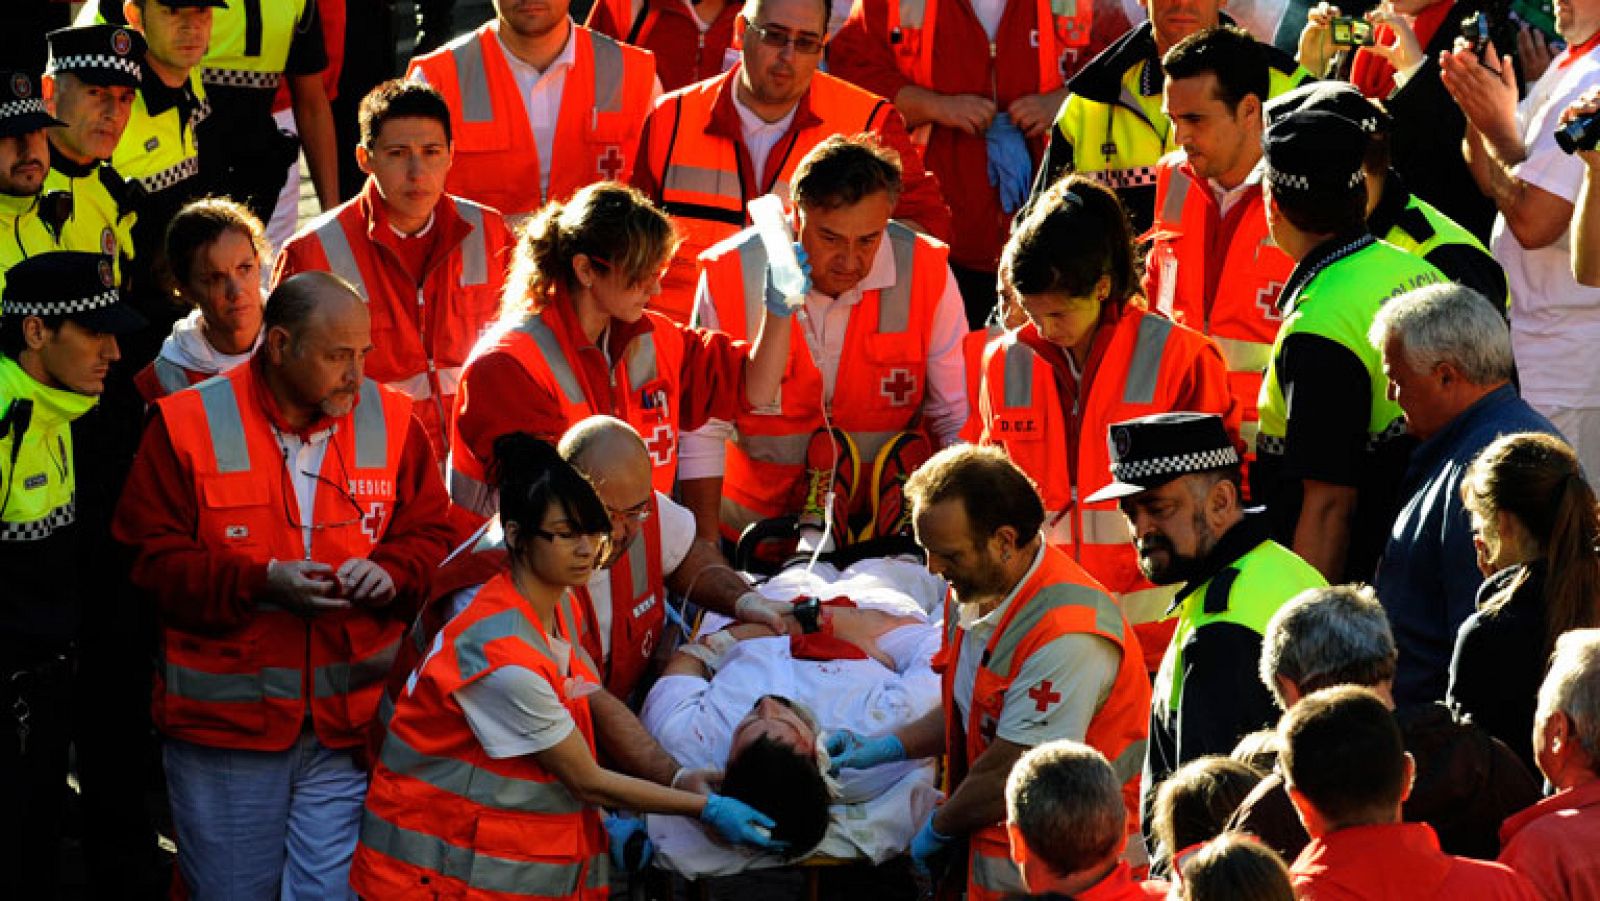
645, 423, 675, 466
880, 368, 917, 406
361, 501, 387, 542
1256, 280, 1286, 321
1027, 680, 1062, 713
598, 145, 626, 180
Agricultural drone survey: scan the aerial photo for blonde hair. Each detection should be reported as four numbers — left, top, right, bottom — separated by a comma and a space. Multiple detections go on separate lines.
499, 182, 680, 320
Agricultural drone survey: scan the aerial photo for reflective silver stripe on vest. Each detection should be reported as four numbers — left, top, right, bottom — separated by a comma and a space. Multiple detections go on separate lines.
451, 36, 495, 124
152, 357, 191, 396
360, 809, 589, 896
1079, 508, 1132, 546
1212, 336, 1273, 374
513, 314, 586, 405
164, 662, 302, 702
878, 224, 916, 334
313, 636, 401, 698
456, 201, 489, 287
736, 234, 769, 338
987, 582, 1125, 676
455, 608, 554, 683
590, 33, 623, 115
898, 0, 929, 28
626, 332, 660, 391
196, 377, 251, 473
624, 526, 650, 599
1122, 315, 1173, 404
389, 366, 465, 402
1159, 167, 1190, 226
969, 848, 1027, 893
313, 215, 370, 302
449, 461, 497, 517
1109, 738, 1148, 784
380, 730, 583, 814
1003, 340, 1034, 408
0, 501, 75, 542
354, 380, 389, 470
662, 165, 740, 202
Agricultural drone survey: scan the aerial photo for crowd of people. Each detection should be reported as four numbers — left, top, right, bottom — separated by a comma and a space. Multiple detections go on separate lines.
4, 0, 1600, 898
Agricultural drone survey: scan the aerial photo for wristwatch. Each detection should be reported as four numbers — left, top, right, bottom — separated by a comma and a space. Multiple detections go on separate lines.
793, 596, 823, 634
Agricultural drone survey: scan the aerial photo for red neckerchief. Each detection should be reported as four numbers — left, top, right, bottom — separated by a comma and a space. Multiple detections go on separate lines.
1557, 29, 1600, 69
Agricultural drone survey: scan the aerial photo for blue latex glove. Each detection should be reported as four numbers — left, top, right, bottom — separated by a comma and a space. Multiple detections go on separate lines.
763, 242, 811, 318
986, 112, 1033, 215
603, 814, 654, 872
823, 729, 906, 773
700, 793, 790, 854
910, 812, 955, 876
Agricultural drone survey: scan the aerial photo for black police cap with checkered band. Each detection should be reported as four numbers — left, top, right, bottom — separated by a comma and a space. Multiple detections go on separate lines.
46, 25, 145, 88
0, 70, 64, 139
1262, 109, 1369, 199
1084, 412, 1241, 504
1265, 80, 1392, 135
2, 252, 146, 335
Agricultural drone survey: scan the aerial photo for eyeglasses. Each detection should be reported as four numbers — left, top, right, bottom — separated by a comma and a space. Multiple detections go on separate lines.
747, 22, 825, 55
606, 497, 653, 526
529, 525, 613, 561
276, 438, 365, 534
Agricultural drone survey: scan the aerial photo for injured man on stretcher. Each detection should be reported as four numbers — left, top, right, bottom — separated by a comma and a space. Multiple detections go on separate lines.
638, 555, 947, 877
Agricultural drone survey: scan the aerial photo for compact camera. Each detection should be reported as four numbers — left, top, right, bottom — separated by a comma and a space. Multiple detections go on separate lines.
1330, 16, 1375, 46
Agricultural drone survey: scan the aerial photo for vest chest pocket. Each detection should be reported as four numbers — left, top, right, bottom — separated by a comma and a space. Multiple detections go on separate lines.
469, 806, 585, 893
198, 477, 276, 556
160, 631, 269, 734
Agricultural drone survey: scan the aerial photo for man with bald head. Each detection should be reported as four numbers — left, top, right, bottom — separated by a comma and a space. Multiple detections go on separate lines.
114, 271, 454, 897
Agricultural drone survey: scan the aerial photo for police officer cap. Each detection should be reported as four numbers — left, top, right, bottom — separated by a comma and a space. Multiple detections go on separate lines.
46, 25, 145, 88
1265, 80, 1392, 135
146, 0, 230, 7
1262, 110, 1368, 197
1084, 412, 1240, 504
0, 71, 64, 139
2, 252, 147, 335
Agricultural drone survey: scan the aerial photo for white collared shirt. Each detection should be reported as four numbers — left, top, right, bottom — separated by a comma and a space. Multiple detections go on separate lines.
495, 20, 578, 198
732, 89, 798, 185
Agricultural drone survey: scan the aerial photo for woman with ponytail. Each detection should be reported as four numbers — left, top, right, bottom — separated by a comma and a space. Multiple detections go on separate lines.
973, 174, 1240, 672
353, 433, 785, 899
447, 182, 791, 527
1450, 431, 1600, 770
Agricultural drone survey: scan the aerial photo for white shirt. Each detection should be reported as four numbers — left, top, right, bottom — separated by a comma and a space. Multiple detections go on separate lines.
587, 492, 697, 657
1495, 46, 1600, 407
732, 89, 798, 186
971, 0, 1008, 40
496, 21, 578, 199
952, 544, 1120, 746
270, 426, 332, 560
678, 236, 971, 479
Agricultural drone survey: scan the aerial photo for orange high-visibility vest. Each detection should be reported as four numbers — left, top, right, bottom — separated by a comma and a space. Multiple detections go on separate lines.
133, 357, 210, 403
352, 573, 609, 900
407, 23, 656, 219
975, 306, 1236, 666
448, 302, 687, 517
959, 324, 1005, 444
152, 364, 413, 752
933, 544, 1150, 901
282, 189, 510, 457
643, 66, 902, 323
696, 222, 944, 535
574, 493, 664, 702
1144, 153, 1290, 460
881, 0, 1093, 98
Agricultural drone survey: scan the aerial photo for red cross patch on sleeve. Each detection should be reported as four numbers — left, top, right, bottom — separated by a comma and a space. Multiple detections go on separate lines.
1027, 680, 1062, 713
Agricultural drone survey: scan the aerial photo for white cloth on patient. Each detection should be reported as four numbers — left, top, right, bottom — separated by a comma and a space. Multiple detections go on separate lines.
640, 556, 948, 874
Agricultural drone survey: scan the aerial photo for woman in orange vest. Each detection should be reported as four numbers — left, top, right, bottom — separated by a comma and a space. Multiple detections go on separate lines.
976, 175, 1240, 671
449, 182, 791, 527
353, 433, 787, 899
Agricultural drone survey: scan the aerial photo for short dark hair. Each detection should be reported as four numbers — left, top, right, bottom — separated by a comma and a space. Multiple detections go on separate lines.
1004, 175, 1139, 308
905, 444, 1045, 545
1005, 741, 1126, 878
1162, 26, 1269, 111
1266, 178, 1367, 236
359, 79, 452, 148
0, 313, 65, 360
491, 432, 613, 557
721, 735, 831, 858
743, 0, 831, 38
792, 134, 902, 211
1279, 686, 1408, 830
1152, 757, 1262, 868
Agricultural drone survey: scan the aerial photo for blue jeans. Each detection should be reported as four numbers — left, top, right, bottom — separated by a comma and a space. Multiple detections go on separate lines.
165, 732, 365, 901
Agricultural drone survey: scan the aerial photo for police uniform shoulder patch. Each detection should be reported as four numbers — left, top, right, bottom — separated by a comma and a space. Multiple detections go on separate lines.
101, 227, 117, 257
11, 73, 30, 99
98, 258, 115, 287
